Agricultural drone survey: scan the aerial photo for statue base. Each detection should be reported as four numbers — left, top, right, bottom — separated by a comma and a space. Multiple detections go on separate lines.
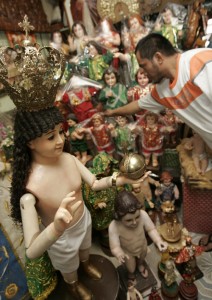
179, 280, 198, 300
48, 254, 119, 300
161, 280, 179, 299
117, 260, 157, 299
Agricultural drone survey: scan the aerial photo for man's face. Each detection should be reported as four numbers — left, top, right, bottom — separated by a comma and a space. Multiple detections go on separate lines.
136, 51, 164, 84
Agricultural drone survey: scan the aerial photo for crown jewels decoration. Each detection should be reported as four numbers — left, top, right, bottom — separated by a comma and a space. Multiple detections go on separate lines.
0, 15, 66, 111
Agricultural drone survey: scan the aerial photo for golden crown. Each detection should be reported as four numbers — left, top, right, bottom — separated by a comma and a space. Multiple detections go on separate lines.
0, 15, 66, 111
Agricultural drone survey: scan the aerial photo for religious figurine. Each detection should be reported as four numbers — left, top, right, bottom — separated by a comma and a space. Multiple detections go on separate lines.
80, 113, 115, 156
109, 190, 168, 283
50, 30, 70, 57
184, 130, 209, 175
98, 67, 128, 112
109, 116, 137, 159
62, 85, 98, 123
135, 112, 171, 167
148, 286, 162, 300
68, 22, 91, 57
113, 21, 139, 86
154, 7, 183, 49
175, 236, 204, 300
198, 233, 212, 252
162, 108, 183, 146
161, 259, 179, 299
94, 18, 121, 54
77, 40, 113, 81
132, 176, 160, 211
128, 14, 150, 50
82, 152, 120, 247
155, 171, 180, 205
67, 117, 92, 165
127, 69, 153, 120
127, 281, 143, 300
2, 18, 151, 300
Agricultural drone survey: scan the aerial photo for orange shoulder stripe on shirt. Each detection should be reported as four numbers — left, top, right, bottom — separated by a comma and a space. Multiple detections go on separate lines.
151, 81, 202, 110
190, 50, 212, 81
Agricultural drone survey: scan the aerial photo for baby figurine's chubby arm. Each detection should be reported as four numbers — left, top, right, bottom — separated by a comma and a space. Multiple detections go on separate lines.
20, 191, 82, 259
109, 221, 129, 264
143, 211, 168, 252
148, 227, 168, 252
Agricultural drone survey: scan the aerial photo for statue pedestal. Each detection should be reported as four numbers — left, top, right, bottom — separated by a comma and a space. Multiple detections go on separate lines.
117, 260, 157, 299
161, 280, 179, 299
179, 280, 198, 300
48, 254, 119, 300
79, 254, 119, 300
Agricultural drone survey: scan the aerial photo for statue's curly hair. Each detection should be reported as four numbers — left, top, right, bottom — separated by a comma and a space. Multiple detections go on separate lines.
114, 190, 142, 220
10, 106, 66, 224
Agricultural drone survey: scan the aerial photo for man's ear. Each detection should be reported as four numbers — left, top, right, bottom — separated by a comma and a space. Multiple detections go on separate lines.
154, 52, 164, 64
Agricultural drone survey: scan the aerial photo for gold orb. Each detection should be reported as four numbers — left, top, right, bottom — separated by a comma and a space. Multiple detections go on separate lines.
119, 153, 146, 180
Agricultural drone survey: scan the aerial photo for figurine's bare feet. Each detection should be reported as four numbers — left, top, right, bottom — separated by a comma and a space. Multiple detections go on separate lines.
145, 158, 150, 166
152, 158, 158, 167
138, 264, 148, 278
81, 154, 93, 165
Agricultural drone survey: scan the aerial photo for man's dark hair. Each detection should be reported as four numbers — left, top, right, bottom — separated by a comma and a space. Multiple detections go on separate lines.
135, 33, 177, 60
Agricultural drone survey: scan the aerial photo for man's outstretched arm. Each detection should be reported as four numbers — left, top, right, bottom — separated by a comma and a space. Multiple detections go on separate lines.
104, 101, 140, 117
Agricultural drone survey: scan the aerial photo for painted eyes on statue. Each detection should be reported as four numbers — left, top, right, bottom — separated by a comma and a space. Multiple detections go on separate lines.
126, 215, 140, 223
47, 128, 64, 141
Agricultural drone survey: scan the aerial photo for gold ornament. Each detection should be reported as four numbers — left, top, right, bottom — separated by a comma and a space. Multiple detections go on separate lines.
97, 0, 140, 23
119, 153, 146, 180
5, 283, 18, 299
0, 15, 66, 112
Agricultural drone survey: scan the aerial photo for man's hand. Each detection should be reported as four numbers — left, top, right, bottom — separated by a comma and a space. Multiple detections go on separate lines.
104, 109, 114, 117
